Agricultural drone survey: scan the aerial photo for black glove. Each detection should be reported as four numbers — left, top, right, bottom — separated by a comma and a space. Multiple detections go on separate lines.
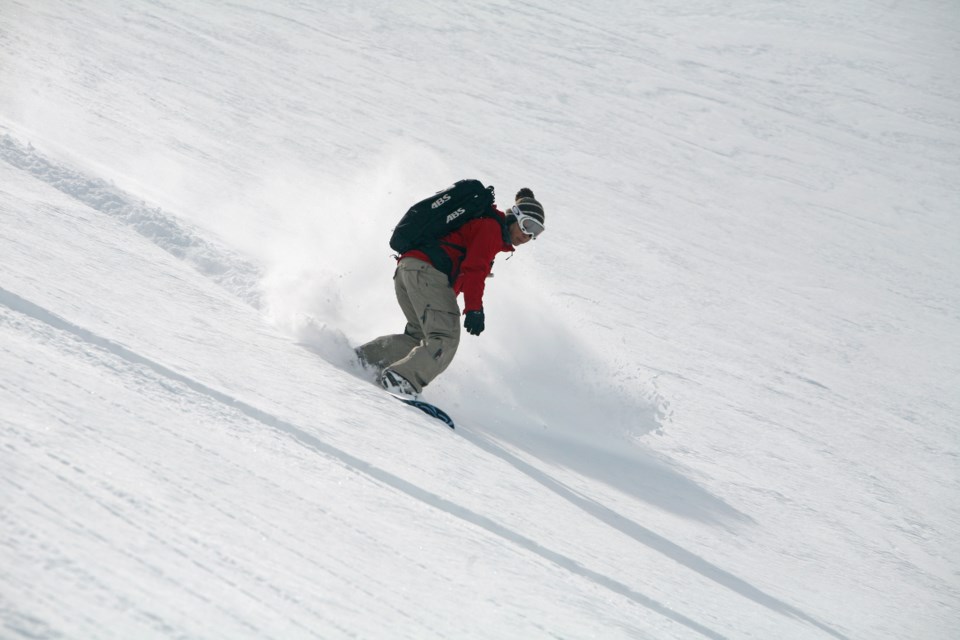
464, 310, 485, 336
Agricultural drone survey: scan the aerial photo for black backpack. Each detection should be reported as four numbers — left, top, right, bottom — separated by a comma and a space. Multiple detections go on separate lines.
389, 179, 499, 280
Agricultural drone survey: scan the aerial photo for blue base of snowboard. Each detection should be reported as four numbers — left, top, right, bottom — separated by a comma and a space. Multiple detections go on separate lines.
387, 393, 455, 429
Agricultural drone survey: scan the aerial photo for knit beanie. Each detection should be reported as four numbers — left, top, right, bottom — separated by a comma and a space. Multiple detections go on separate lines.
513, 188, 545, 224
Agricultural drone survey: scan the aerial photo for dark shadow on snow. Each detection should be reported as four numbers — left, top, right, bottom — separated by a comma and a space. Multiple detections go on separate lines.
461, 427, 849, 640
504, 424, 752, 527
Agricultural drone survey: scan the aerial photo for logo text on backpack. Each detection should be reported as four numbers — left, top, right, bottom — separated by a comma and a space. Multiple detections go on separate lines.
446, 208, 466, 223
431, 194, 452, 209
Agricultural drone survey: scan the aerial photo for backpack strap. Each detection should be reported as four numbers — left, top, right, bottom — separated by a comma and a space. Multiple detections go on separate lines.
421, 241, 456, 285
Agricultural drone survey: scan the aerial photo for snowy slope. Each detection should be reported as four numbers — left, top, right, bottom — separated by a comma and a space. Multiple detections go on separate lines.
2, 1, 959, 638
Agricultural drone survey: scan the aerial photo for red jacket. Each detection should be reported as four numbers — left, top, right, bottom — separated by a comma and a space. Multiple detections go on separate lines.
402, 207, 513, 313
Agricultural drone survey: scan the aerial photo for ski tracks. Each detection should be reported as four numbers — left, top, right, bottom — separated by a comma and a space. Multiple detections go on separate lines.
0, 285, 726, 639
0, 134, 263, 309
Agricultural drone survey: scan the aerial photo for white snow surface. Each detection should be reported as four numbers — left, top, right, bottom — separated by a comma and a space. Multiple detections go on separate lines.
1, 1, 958, 638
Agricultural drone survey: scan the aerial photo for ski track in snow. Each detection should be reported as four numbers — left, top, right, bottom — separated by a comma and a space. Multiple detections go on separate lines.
0, 134, 264, 309
1, 283, 848, 640
0, 287, 687, 637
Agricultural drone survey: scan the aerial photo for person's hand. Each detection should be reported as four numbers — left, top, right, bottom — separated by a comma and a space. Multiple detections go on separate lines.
464, 310, 485, 336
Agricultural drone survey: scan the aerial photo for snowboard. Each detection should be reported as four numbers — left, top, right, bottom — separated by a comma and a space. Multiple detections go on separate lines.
386, 392, 455, 429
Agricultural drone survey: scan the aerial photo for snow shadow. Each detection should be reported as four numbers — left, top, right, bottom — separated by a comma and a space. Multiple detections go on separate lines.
494, 427, 750, 526
459, 427, 848, 640
288, 322, 747, 528
413, 271, 744, 525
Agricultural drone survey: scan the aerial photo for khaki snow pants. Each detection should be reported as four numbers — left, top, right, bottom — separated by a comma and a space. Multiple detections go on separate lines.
356, 258, 461, 392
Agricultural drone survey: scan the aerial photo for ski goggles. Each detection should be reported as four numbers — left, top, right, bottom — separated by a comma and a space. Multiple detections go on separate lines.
510, 205, 545, 239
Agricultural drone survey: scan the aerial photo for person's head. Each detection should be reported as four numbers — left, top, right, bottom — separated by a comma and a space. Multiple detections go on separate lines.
506, 188, 545, 246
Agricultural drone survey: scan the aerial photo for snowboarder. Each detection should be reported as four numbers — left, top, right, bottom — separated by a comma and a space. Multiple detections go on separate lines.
356, 186, 546, 396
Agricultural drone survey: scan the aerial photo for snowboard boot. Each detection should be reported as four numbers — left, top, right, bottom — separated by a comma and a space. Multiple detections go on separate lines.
380, 369, 418, 397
